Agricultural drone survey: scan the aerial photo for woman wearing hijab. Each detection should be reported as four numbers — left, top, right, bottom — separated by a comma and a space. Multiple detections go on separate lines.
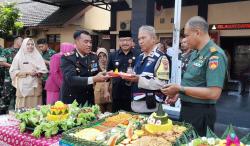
45, 43, 75, 104
9, 38, 48, 109
94, 47, 112, 112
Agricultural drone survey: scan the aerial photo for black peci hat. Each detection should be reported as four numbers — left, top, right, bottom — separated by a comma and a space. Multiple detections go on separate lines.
118, 31, 132, 38
37, 38, 47, 45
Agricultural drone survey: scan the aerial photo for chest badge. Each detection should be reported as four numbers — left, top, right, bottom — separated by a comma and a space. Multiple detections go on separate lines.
193, 62, 202, 67
75, 61, 81, 73
90, 60, 98, 72
146, 61, 152, 66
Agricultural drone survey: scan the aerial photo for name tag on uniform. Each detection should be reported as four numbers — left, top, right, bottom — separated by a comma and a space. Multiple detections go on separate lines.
146, 61, 153, 66
193, 56, 206, 67
193, 62, 202, 67
23, 62, 29, 64
146, 57, 155, 66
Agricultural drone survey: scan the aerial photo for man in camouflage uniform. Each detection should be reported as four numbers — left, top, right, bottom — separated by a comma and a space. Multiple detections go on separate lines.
37, 39, 56, 105
0, 47, 5, 106
0, 37, 23, 113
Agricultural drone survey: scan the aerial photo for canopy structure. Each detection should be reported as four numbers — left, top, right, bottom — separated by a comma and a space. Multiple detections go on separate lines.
32, 0, 128, 10
33, 0, 248, 7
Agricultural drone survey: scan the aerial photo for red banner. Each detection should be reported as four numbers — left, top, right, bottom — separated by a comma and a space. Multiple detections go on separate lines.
212, 23, 250, 30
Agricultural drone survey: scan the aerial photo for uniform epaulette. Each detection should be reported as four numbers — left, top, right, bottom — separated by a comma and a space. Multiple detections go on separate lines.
210, 47, 217, 53
155, 49, 164, 56
64, 51, 74, 56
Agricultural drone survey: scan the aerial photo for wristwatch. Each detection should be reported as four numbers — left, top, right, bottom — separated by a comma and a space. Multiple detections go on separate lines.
179, 86, 185, 94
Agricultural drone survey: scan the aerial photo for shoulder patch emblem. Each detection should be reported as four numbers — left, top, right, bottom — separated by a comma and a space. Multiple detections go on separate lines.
210, 47, 217, 53
156, 56, 170, 80
209, 60, 218, 70
161, 56, 169, 70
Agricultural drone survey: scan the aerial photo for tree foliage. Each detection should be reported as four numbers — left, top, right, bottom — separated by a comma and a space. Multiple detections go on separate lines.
0, 2, 23, 38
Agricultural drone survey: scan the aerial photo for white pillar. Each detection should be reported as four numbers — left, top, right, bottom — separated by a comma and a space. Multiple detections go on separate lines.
171, 0, 182, 84
163, 0, 182, 120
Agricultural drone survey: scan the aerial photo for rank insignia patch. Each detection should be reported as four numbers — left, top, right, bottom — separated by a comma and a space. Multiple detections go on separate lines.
210, 47, 217, 53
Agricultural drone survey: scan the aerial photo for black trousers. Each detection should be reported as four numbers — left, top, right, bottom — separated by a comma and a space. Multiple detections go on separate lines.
42, 81, 46, 105
180, 101, 216, 136
111, 82, 132, 113
112, 99, 131, 113
240, 74, 250, 94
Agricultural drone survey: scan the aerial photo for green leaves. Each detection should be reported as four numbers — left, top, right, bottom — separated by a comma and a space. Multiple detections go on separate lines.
16, 108, 42, 128
19, 122, 26, 133
76, 111, 97, 126
40, 105, 50, 116
14, 21, 23, 28
0, 2, 23, 38
32, 125, 42, 138
92, 105, 100, 115
72, 100, 79, 107
241, 133, 250, 145
183, 125, 250, 145
60, 118, 75, 131
206, 127, 218, 138
221, 124, 235, 139
15, 102, 101, 138
69, 100, 80, 117
29, 117, 39, 127
32, 122, 59, 138
41, 122, 59, 138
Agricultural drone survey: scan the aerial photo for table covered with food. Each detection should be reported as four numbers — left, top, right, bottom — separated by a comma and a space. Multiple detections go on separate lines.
0, 101, 249, 146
